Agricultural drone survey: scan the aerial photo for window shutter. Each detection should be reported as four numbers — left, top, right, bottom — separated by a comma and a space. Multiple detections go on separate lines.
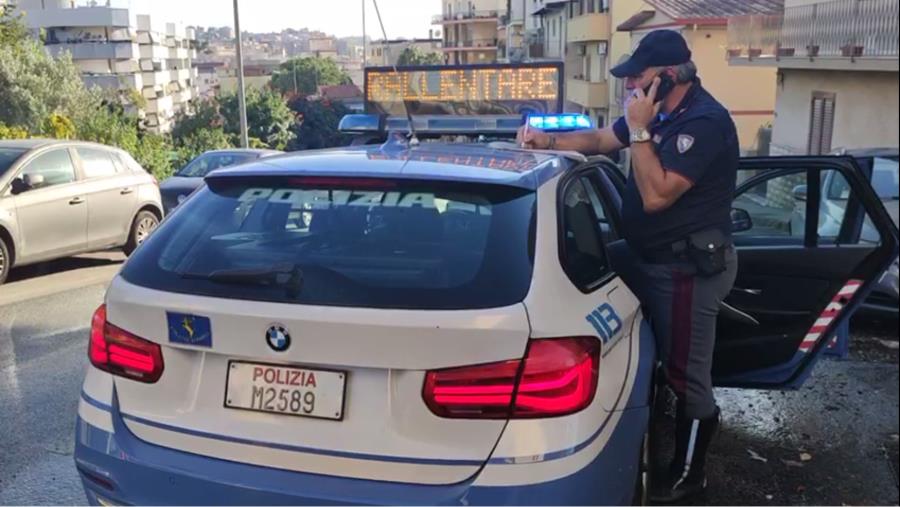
808, 92, 836, 155
821, 96, 836, 154
808, 97, 824, 155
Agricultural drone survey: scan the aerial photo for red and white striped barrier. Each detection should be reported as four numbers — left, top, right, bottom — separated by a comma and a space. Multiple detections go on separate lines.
798, 279, 863, 354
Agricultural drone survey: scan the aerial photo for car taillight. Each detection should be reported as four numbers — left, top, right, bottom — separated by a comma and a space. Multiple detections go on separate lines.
89, 305, 164, 383
423, 337, 600, 419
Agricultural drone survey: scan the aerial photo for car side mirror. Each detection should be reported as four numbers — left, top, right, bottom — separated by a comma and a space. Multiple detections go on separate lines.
24, 173, 46, 188
9, 177, 28, 195
792, 184, 808, 202
731, 207, 753, 233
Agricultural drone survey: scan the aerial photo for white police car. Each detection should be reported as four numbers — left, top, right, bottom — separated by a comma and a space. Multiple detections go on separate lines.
74, 64, 899, 505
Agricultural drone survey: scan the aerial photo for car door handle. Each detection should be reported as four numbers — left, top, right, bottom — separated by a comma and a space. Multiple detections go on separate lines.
69, 197, 85, 205
120, 188, 134, 195
733, 287, 762, 296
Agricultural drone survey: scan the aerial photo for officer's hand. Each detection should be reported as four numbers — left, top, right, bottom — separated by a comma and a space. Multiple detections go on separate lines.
516, 125, 550, 150
626, 77, 663, 131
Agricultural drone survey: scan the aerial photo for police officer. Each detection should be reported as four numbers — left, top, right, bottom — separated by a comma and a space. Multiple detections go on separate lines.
518, 29, 739, 503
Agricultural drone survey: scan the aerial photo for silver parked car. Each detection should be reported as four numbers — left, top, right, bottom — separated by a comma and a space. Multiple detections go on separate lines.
0, 139, 163, 285
159, 149, 282, 214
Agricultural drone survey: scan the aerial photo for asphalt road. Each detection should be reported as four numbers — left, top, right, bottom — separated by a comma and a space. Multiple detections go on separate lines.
0, 253, 897, 505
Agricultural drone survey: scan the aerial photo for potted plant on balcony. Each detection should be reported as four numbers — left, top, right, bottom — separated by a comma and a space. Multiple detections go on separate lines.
806, 44, 820, 57
726, 48, 743, 58
840, 44, 864, 57
777, 46, 796, 57
748, 47, 763, 58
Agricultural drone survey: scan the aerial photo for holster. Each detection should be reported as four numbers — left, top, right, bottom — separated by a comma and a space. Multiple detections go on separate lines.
674, 229, 729, 277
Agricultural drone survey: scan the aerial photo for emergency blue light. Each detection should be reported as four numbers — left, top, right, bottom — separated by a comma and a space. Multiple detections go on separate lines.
527, 114, 592, 131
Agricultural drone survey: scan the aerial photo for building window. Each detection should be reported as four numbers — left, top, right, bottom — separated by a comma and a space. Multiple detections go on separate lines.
807, 91, 836, 155
587, 0, 595, 13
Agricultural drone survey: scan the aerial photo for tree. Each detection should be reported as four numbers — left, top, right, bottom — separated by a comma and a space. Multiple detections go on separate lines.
220, 88, 295, 150
171, 98, 224, 142
0, 28, 95, 133
396, 47, 443, 66
270, 57, 352, 98
172, 128, 233, 170
286, 97, 352, 151
0, 123, 28, 139
0, 9, 176, 178
75, 92, 175, 179
0, 5, 28, 49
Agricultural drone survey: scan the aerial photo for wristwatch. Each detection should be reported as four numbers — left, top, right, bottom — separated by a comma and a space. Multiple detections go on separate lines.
630, 127, 651, 144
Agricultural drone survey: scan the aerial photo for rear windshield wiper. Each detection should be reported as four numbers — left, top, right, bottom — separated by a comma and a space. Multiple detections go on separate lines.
180, 263, 304, 298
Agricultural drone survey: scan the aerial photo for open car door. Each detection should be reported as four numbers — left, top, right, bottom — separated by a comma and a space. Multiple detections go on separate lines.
712, 156, 899, 389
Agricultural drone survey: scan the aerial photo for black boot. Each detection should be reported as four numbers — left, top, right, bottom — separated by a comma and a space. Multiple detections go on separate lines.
650, 404, 720, 505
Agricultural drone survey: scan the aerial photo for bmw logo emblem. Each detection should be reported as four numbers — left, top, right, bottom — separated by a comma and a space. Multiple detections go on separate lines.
266, 324, 291, 352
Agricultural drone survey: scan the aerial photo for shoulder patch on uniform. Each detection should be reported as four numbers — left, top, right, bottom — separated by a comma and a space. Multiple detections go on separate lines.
677, 134, 695, 154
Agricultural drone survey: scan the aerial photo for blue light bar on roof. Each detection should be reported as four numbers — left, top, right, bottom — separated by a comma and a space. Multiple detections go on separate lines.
339, 114, 523, 136
527, 114, 593, 131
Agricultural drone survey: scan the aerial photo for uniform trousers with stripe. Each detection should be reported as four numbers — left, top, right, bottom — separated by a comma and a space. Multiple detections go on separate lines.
608, 240, 738, 419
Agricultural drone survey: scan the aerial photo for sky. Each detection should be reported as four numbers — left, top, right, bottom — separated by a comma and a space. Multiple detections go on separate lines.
129, 0, 442, 39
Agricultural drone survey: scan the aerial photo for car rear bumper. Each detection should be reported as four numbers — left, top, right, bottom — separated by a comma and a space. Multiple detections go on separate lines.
74, 395, 644, 506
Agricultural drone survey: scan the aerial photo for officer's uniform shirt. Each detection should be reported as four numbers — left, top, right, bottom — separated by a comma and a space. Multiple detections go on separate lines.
612, 79, 740, 255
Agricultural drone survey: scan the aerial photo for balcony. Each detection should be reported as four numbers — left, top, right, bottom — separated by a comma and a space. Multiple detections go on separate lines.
567, 13, 611, 43
140, 44, 170, 60
83, 73, 142, 90
46, 42, 139, 60
566, 78, 609, 108
146, 95, 174, 115
432, 10, 500, 25
141, 70, 170, 87
24, 6, 130, 29
442, 38, 500, 51
727, 0, 898, 71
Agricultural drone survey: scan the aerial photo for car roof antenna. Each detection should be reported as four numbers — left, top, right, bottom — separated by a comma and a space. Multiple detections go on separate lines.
371, 0, 420, 147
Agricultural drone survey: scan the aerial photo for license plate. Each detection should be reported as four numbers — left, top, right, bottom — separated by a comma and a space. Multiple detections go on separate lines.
224, 361, 347, 420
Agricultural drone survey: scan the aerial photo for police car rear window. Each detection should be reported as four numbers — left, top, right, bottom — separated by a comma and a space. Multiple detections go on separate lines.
122, 176, 536, 309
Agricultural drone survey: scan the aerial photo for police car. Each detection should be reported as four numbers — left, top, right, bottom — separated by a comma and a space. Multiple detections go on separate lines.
74, 64, 899, 505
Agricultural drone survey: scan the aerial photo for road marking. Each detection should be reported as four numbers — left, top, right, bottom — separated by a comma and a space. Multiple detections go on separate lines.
0, 263, 120, 307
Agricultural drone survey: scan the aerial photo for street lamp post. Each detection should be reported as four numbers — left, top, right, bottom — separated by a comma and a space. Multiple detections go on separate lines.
362, 0, 367, 68
233, 0, 249, 148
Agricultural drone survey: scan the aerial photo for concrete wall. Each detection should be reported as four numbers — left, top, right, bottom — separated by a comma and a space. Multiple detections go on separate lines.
607, 0, 650, 115
608, 2, 657, 118
684, 28, 777, 153
771, 69, 900, 154
625, 26, 776, 152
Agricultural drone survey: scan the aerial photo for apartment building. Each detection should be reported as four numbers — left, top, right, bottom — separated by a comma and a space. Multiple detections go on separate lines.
529, 0, 613, 125
727, 0, 898, 154
434, 0, 506, 64
617, 0, 783, 152
16, 0, 198, 133
562, 0, 613, 126
499, 0, 537, 61
367, 37, 442, 66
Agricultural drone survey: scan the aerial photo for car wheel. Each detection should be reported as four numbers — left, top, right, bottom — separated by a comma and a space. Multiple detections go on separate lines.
0, 236, 10, 286
124, 210, 159, 256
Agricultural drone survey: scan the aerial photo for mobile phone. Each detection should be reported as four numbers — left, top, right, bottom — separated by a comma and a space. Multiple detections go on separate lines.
644, 72, 676, 103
